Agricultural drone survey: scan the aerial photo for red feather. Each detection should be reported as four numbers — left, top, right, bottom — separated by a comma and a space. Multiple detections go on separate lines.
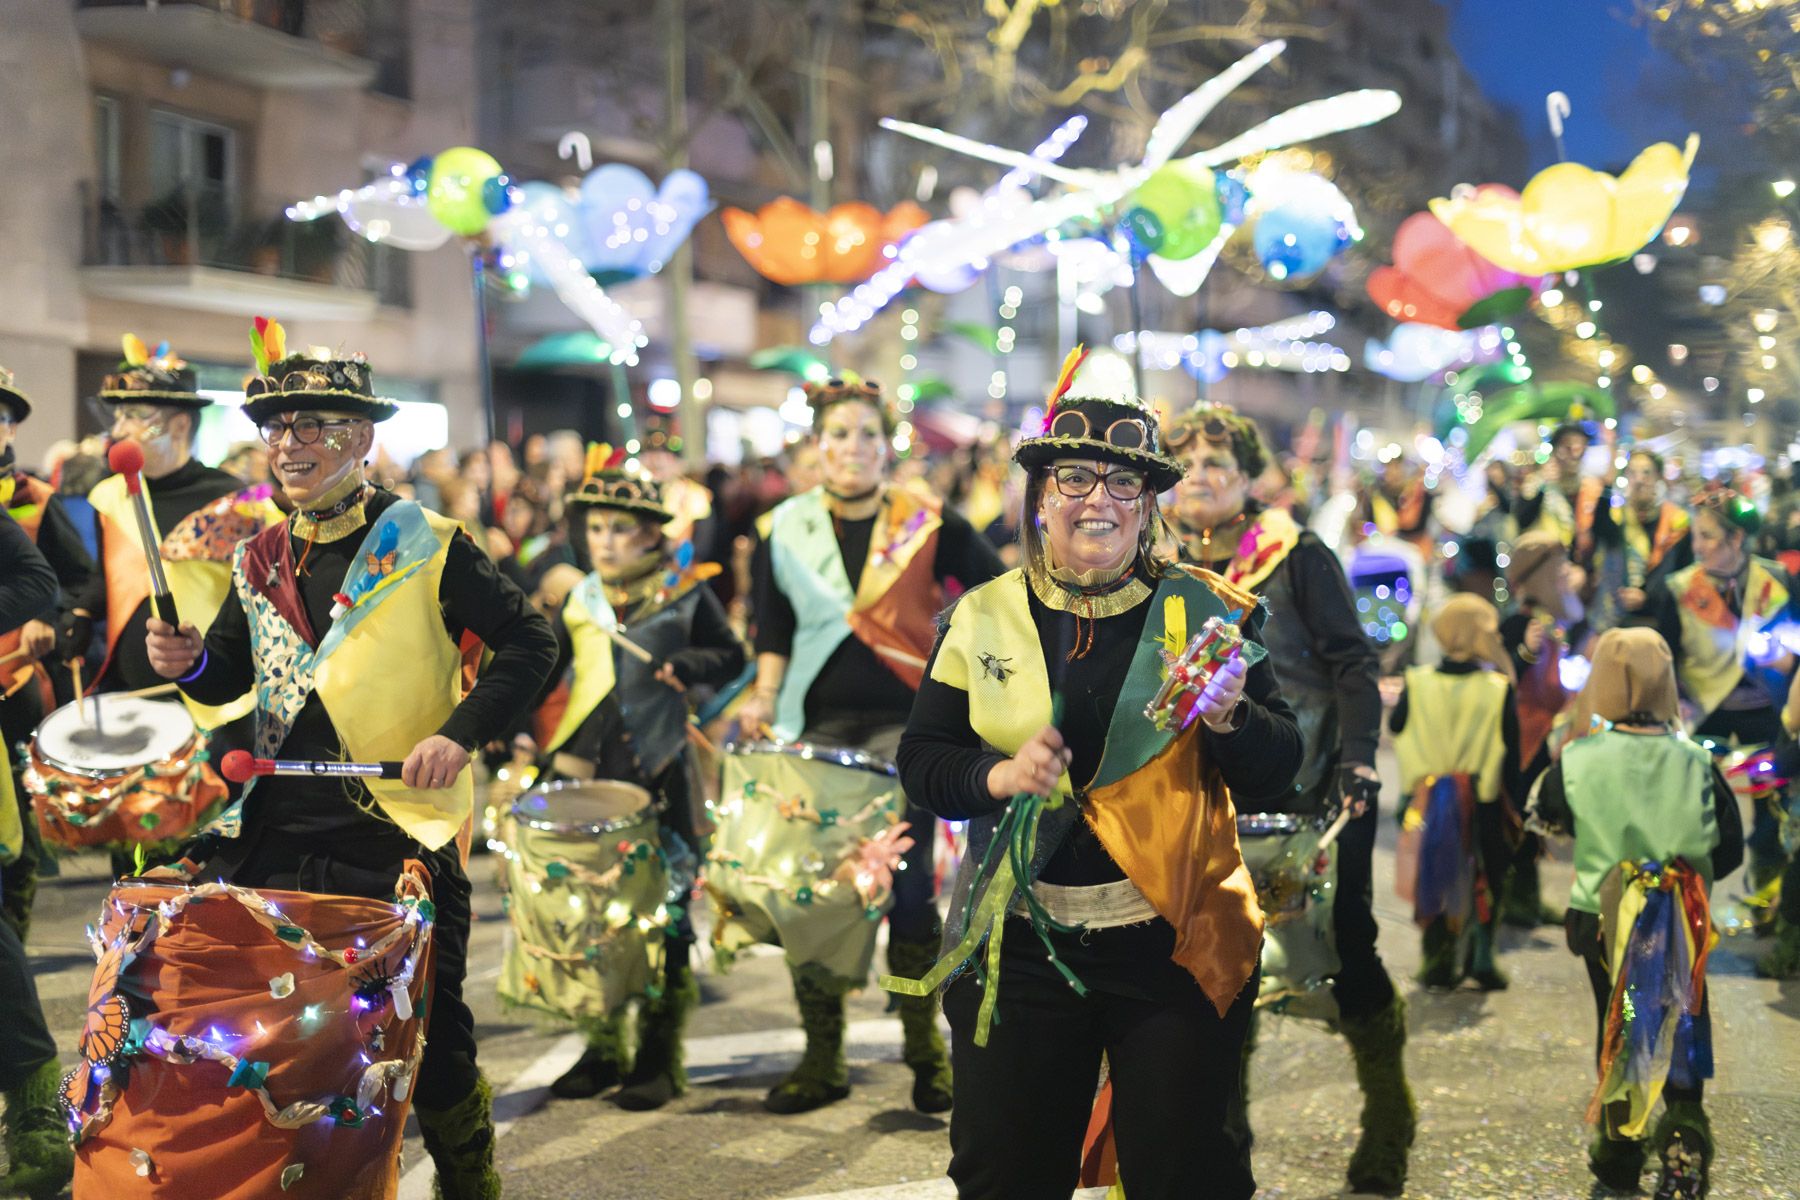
605, 446, 628, 469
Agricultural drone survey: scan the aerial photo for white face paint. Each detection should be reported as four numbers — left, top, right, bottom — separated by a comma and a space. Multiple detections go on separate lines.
1172, 442, 1248, 533
266, 411, 373, 507
110, 405, 189, 478
585, 509, 660, 573
1036, 458, 1146, 575
817, 401, 890, 497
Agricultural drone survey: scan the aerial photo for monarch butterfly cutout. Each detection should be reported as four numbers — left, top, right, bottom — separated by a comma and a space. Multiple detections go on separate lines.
79, 943, 133, 1065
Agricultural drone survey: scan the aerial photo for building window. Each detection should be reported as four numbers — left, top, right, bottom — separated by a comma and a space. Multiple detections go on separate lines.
148, 109, 238, 219
94, 95, 122, 203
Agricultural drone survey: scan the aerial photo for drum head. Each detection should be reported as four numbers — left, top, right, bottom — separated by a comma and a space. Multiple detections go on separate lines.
34, 696, 195, 777
725, 739, 896, 777
513, 779, 653, 833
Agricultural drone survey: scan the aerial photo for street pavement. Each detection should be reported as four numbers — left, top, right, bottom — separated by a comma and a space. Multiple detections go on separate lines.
14, 748, 1800, 1199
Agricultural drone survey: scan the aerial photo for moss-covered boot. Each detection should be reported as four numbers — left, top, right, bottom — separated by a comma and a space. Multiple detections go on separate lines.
764, 964, 851, 1114
549, 1011, 629, 1099
1417, 917, 1461, 991
1221, 1005, 1260, 1154
1652, 1100, 1713, 1200
1467, 914, 1509, 991
615, 961, 698, 1111
1340, 995, 1417, 1197
1754, 917, 1800, 980
1501, 850, 1550, 928
2, 1058, 74, 1199
416, 1075, 502, 1200
1587, 1127, 1648, 1193
887, 935, 952, 1114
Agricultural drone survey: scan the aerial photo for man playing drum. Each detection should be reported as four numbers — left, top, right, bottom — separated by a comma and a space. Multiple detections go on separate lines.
0, 364, 96, 941
537, 444, 745, 1108
736, 375, 1005, 1115
1165, 403, 1415, 1197
145, 321, 557, 1199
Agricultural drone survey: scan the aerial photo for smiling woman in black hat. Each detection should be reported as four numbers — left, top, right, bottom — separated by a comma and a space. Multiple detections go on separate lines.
895, 348, 1299, 1200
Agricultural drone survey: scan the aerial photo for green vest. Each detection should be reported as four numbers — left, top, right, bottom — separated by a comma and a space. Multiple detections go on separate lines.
1561, 729, 1717, 914
1393, 666, 1510, 801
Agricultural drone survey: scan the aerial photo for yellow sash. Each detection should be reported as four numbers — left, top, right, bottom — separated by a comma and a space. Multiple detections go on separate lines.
546, 574, 619, 754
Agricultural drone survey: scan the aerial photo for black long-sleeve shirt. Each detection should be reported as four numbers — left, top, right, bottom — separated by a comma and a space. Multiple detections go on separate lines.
897, 579, 1300, 886
1533, 747, 1744, 883
180, 490, 557, 837
0, 510, 59, 635
1272, 533, 1384, 768
4, 465, 96, 614
1388, 661, 1525, 804
751, 501, 1005, 725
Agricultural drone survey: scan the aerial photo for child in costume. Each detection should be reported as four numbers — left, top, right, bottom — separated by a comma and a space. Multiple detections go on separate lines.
541, 446, 745, 1108
1533, 627, 1742, 1200
1391, 593, 1521, 989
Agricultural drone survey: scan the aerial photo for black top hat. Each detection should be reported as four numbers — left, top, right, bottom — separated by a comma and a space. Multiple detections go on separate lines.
564, 444, 674, 524
96, 335, 208, 409
1012, 346, 1182, 493
0, 366, 30, 422
242, 352, 399, 425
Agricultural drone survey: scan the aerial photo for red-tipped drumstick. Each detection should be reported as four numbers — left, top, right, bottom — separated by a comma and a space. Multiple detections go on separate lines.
221, 749, 405, 783
107, 441, 179, 628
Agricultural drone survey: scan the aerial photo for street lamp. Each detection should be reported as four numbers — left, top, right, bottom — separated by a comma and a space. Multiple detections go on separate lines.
1775, 179, 1797, 199
1749, 388, 1766, 404
1754, 309, 1780, 333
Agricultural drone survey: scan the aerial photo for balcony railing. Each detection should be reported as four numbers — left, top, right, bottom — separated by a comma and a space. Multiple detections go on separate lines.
74, 0, 388, 92
80, 184, 411, 309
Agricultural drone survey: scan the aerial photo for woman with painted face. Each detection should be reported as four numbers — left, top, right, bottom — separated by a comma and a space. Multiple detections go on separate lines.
740, 375, 1005, 1116
896, 350, 1299, 1200
537, 445, 745, 1108
1649, 491, 1800, 979
1164, 403, 1414, 1198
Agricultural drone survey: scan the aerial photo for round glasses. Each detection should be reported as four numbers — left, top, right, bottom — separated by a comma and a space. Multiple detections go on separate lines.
1047, 409, 1148, 451
260, 416, 358, 447
1166, 415, 1232, 451
1051, 464, 1147, 502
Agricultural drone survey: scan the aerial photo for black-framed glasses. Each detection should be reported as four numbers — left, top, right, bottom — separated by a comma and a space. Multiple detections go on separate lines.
1047, 409, 1148, 451
1051, 464, 1147, 502
259, 416, 357, 447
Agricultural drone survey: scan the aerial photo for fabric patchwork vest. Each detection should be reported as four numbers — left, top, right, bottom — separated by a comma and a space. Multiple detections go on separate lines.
229, 502, 473, 850
761, 484, 943, 741
1561, 729, 1717, 914
931, 565, 1266, 1016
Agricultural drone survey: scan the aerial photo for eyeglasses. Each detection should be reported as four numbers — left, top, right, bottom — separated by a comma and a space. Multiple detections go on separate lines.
1051, 465, 1148, 502
1046, 409, 1147, 451
259, 416, 358, 447
110, 404, 165, 424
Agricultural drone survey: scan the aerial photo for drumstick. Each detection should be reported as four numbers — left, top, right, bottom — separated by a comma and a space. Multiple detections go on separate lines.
221, 749, 405, 783
108, 441, 179, 629
606, 626, 656, 664
873, 644, 928, 670
120, 681, 181, 700
1314, 802, 1356, 854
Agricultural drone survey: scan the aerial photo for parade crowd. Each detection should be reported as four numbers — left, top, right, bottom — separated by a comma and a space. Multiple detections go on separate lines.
0, 333, 1790, 1200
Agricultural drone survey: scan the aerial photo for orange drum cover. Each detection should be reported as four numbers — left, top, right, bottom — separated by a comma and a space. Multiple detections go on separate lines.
70, 877, 435, 1200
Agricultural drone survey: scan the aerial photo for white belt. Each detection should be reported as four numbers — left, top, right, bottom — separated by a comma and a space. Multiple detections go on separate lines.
1009, 877, 1159, 930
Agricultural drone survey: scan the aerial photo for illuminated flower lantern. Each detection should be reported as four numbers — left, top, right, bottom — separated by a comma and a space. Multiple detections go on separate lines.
1368, 206, 1546, 330
1429, 135, 1699, 274
577, 164, 712, 283
723, 198, 929, 286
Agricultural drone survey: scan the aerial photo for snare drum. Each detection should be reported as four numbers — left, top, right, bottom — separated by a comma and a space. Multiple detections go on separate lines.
707, 741, 907, 986
1237, 812, 1340, 1009
497, 780, 668, 1023
25, 695, 227, 849
68, 874, 434, 1199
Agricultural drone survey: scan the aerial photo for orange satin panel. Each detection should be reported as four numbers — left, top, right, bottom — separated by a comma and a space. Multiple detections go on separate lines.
844, 524, 942, 690
1081, 722, 1265, 1017
74, 882, 434, 1200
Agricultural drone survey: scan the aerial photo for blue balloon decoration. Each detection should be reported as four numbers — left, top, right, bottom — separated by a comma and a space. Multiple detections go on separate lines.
404, 155, 434, 195
1215, 172, 1250, 226
578, 163, 712, 282
482, 174, 515, 215
513, 181, 590, 283
1253, 202, 1351, 281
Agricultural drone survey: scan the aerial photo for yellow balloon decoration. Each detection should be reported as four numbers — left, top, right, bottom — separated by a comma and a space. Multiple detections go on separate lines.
1428, 134, 1698, 275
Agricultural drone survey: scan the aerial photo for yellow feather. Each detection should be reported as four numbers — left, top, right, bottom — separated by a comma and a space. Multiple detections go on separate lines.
1162, 595, 1188, 659
264, 320, 286, 365
122, 333, 148, 366
1050, 344, 1087, 404
585, 443, 612, 477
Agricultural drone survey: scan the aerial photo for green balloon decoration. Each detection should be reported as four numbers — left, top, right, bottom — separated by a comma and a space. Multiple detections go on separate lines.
1124, 163, 1222, 262
1460, 382, 1615, 460
427, 146, 506, 238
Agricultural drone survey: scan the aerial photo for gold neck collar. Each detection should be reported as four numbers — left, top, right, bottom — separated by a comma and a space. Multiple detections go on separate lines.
292, 475, 371, 544
1176, 509, 1249, 564
601, 550, 668, 612
1026, 555, 1151, 618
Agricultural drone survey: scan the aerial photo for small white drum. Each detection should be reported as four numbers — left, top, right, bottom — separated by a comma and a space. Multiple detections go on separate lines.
1238, 812, 1340, 1011
497, 779, 669, 1023
25, 695, 226, 849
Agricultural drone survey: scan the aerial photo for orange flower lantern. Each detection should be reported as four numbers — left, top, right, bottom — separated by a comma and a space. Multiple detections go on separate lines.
723, 198, 929, 286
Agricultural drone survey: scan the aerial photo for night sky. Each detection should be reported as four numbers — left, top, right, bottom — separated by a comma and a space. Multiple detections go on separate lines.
1444, 0, 1698, 177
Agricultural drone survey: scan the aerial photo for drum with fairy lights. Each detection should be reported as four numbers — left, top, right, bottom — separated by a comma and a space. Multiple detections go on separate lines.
1237, 812, 1341, 1012
26, 695, 227, 849
707, 741, 911, 987
496, 779, 668, 1023
66, 872, 435, 1198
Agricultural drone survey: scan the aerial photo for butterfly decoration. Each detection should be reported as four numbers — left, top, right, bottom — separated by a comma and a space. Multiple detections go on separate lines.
249, 316, 288, 377
364, 521, 400, 579
79, 943, 133, 1065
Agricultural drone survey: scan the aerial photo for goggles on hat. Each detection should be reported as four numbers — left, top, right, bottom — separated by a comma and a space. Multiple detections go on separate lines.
1046, 408, 1147, 451
1166, 414, 1233, 451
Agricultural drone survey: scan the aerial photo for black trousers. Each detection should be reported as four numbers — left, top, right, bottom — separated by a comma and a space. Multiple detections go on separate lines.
213, 824, 480, 1111
1329, 800, 1396, 1020
945, 916, 1258, 1200
802, 712, 939, 943
0, 871, 57, 1092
